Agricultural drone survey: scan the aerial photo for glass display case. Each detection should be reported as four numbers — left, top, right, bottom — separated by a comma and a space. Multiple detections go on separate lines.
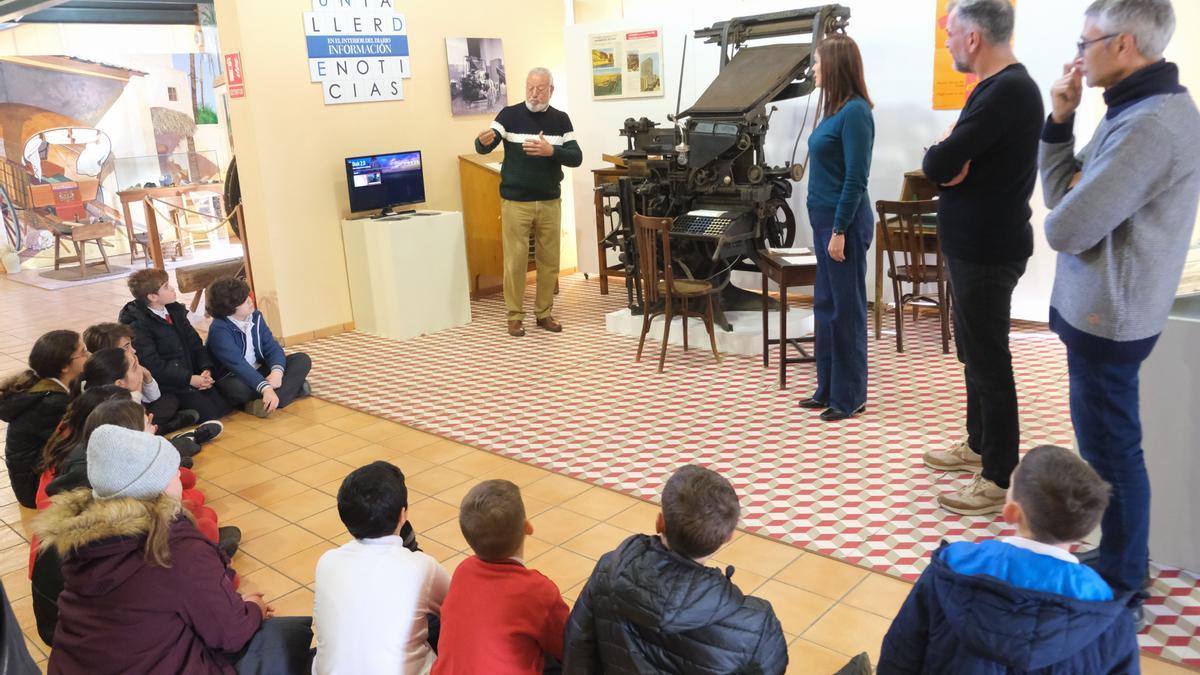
113, 150, 222, 191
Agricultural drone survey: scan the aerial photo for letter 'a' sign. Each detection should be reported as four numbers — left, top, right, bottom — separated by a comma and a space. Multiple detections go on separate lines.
304, 0, 410, 105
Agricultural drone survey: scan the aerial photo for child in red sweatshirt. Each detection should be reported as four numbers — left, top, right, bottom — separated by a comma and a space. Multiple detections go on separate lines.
432, 480, 568, 675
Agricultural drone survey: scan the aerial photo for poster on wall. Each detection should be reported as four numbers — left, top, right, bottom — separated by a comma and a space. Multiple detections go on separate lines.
446, 38, 506, 116
933, 0, 1016, 109
303, 0, 411, 105
588, 28, 664, 100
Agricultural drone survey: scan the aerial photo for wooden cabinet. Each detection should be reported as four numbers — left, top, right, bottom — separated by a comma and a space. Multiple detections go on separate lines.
458, 153, 536, 299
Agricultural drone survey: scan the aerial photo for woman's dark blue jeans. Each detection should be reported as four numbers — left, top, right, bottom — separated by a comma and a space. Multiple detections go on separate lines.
808, 202, 873, 414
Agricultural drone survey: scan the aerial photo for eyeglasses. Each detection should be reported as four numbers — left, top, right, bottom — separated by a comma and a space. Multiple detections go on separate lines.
1077, 33, 1119, 56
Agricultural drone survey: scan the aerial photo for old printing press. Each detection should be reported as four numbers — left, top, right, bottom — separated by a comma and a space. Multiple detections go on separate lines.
602, 4, 850, 330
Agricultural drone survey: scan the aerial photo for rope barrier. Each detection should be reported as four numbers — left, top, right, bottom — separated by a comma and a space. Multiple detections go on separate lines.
142, 195, 237, 235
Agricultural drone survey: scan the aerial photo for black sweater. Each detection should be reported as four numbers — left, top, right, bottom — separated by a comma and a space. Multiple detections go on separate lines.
475, 103, 582, 201
922, 63, 1044, 264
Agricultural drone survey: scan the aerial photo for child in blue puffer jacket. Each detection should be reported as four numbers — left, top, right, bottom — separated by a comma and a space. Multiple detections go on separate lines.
878, 445, 1139, 674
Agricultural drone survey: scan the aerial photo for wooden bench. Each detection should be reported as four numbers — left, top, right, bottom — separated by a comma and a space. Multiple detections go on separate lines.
175, 258, 245, 312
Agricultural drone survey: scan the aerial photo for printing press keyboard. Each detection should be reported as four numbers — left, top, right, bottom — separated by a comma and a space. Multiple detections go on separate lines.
671, 210, 736, 239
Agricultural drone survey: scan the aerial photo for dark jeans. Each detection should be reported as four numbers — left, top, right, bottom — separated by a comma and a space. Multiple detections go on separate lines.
228, 616, 314, 675
1068, 348, 1149, 594
945, 256, 1027, 488
174, 386, 234, 423
145, 392, 197, 435
809, 203, 873, 413
216, 353, 312, 409
1, 578, 37, 674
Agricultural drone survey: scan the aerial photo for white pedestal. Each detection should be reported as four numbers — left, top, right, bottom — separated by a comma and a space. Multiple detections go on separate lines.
605, 307, 814, 357
1142, 294, 1200, 572
341, 211, 471, 340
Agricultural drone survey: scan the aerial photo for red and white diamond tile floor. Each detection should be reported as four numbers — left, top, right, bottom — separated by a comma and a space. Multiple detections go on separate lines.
296, 274, 1199, 667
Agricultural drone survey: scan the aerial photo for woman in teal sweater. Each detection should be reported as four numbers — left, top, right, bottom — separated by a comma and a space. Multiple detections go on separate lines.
799, 34, 875, 421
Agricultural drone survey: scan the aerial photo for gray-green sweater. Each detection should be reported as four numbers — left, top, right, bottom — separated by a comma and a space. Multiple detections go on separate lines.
475, 103, 582, 201
1040, 61, 1200, 361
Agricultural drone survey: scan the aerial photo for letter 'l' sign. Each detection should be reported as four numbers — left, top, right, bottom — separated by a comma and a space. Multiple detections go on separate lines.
304, 0, 409, 105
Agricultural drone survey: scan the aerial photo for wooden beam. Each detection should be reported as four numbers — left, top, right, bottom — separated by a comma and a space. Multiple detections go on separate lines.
143, 197, 164, 271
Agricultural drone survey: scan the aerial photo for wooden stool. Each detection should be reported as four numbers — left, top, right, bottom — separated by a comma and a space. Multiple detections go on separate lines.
759, 249, 818, 389
53, 221, 115, 279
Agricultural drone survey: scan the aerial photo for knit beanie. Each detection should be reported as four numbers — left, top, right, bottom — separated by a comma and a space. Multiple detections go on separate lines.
86, 424, 181, 499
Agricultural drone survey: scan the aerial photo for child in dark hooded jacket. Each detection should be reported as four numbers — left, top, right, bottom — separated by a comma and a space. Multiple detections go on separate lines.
877, 445, 1139, 674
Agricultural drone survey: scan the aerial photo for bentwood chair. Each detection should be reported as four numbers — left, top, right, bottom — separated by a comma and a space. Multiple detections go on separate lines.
876, 199, 951, 354
633, 213, 720, 372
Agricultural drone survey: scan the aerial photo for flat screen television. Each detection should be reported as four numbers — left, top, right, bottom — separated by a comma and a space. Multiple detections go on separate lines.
344, 150, 426, 216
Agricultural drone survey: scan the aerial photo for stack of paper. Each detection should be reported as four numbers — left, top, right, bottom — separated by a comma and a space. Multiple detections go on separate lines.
782, 255, 819, 265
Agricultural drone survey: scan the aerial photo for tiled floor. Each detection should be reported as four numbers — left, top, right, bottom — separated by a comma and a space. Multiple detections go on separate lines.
300, 275, 1200, 667
0, 272, 1194, 673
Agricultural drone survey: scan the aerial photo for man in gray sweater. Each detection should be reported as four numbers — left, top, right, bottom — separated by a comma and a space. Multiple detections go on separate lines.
1040, 0, 1200, 615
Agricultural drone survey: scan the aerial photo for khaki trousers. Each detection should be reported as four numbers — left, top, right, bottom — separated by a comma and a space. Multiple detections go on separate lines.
501, 198, 560, 322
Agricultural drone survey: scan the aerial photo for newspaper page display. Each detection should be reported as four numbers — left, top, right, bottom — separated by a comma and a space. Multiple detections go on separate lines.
589, 28, 664, 100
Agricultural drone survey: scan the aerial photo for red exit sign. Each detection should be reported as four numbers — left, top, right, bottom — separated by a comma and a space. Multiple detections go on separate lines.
225, 52, 245, 98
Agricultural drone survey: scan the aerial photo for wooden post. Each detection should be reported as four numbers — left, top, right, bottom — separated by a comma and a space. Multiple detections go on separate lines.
143, 197, 165, 270
234, 203, 256, 298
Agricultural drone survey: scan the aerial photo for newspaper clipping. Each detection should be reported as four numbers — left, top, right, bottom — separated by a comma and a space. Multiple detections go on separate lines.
589, 28, 664, 100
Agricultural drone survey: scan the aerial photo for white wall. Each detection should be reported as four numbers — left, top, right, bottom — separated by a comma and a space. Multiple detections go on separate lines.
565, 0, 1112, 321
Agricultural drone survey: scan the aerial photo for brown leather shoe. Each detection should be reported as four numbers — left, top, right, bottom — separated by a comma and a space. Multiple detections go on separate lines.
535, 317, 562, 332
507, 320, 525, 337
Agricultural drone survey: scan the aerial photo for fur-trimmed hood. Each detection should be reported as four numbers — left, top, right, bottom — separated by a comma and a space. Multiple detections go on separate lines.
33, 488, 185, 598
35, 491, 265, 674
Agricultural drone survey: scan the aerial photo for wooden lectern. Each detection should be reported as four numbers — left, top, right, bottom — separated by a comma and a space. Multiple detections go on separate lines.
458, 153, 537, 299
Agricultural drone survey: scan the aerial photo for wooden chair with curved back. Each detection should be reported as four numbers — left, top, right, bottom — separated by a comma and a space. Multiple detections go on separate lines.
633, 213, 720, 372
875, 199, 951, 354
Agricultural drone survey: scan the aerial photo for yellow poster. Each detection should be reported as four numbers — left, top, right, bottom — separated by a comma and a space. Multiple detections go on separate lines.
933, 0, 1015, 110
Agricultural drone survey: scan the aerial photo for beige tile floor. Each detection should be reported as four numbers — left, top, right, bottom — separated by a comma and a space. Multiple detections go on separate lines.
0, 272, 1193, 674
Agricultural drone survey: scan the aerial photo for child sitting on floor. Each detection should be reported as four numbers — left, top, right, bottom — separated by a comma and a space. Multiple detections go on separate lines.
0, 330, 86, 508
83, 321, 225, 444
563, 465, 788, 674
877, 445, 1139, 674
433, 479, 569, 675
30, 395, 238, 646
34, 424, 273, 674
71, 348, 206, 462
119, 269, 234, 423
204, 276, 311, 418
313, 461, 447, 674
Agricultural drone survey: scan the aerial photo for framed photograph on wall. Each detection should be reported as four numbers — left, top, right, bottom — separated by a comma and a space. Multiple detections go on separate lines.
446, 37, 507, 116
